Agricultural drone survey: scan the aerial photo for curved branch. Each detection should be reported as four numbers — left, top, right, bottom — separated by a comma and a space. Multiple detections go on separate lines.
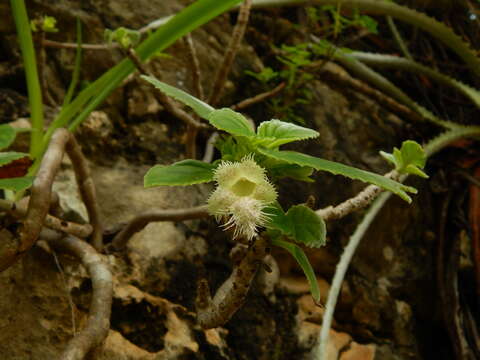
66, 135, 103, 250
109, 205, 209, 251
0, 128, 70, 272
46, 234, 113, 360
0, 198, 92, 238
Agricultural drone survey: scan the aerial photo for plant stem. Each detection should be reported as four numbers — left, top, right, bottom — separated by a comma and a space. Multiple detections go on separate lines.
10, 0, 44, 158
314, 191, 390, 360
313, 125, 480, 359
62, 18, 83, 106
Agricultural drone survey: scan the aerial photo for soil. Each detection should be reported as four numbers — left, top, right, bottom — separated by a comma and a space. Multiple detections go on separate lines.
0, 1, 479, 359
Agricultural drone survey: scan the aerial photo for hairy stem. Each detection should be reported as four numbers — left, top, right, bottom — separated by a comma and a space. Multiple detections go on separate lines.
196, 236, 269, 328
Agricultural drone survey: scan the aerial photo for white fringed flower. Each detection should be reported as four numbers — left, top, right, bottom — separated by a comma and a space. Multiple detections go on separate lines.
208, 155, 277, 240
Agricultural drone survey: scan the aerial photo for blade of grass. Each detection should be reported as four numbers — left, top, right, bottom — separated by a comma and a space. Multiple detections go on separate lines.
62, 18, 83, 106
10, 0, 44, 158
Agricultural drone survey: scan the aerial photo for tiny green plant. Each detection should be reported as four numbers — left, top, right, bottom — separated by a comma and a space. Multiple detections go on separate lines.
0, 125, 34, 192
141, 75, 424, 304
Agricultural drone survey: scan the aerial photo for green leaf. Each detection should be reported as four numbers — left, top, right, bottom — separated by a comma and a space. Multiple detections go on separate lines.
140, 75, 214, 118
0, 176, 34, 191
259, 148, 416, 202
206, 108, 255, 136
272, 238, 321, 305
266, 203, 326, 248
144, 159, 215, 187
286, 205, 326, 248
265, 202, 292, 235
0, 152, 29, 167
268, 163, 314, 182
380, 140, 428, 178
0, 125, 17, 150
256, 119, 319, 147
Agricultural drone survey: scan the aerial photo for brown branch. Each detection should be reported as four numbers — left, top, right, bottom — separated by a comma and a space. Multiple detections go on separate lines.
208, 0, 253, 106
45, 233, 112, 360
109, 205, 209, 251
0, 128, 104, 271
184, 34, 204, 100
196, 235, 269, 329
0, 198, 92, 238
43, 39, 117, 51
231, 82, 286, 111
0, 128, 70, 272
66, 135, 103, 251
316, 170, 398, 221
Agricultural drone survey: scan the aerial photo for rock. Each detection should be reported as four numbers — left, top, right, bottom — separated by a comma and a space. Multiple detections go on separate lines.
340, 341, 376, 360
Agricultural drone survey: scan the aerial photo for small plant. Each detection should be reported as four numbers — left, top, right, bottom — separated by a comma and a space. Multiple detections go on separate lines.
0, 124, 33, 192
141, 75, 426, 320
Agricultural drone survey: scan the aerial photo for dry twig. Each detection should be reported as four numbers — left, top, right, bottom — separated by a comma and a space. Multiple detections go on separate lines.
109, 205, 209, 251
208, 0, 253, 106
231, 82, 286, 110
45, 233, 113, 360
44, 39, 116, 51
0, 198, 92, 238
196, 235, 269, 329
184, 34, 204, 100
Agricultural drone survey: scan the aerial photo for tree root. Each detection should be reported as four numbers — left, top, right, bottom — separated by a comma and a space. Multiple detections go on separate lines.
109, 205, 209, 251
45, 233, 113, 360
0, 128, 103, 272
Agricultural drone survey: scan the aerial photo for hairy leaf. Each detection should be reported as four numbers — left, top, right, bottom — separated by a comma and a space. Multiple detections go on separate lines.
144, 160, 215, 187
141, 75, 214, 118
206, 108, 255, 137
266, 203, 326, 247
286, 205, 326, 248
256, 119, 319, 147
259, 148, 416, 202
380, 140, 428, 178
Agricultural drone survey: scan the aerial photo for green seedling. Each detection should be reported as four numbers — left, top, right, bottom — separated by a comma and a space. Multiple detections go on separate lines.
380, 140, 428, 178
0, 125, 34, 192
141, 75, 420, 303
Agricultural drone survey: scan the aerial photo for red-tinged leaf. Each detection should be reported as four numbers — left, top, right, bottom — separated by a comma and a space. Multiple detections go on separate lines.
0, 156, 32, 179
